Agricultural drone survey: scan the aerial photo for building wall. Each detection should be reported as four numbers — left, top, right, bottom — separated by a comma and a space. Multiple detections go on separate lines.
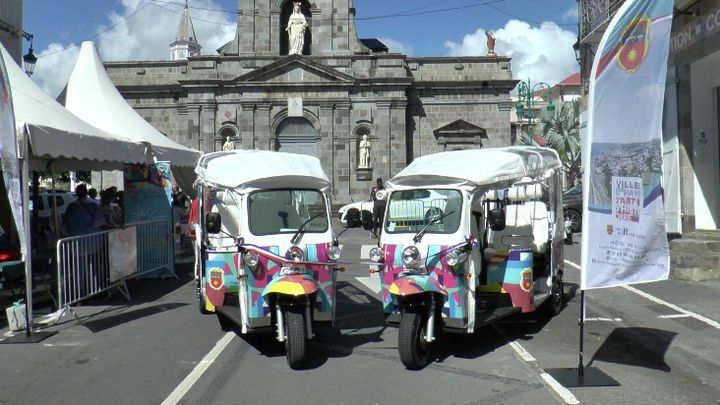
0, 0, 23, 64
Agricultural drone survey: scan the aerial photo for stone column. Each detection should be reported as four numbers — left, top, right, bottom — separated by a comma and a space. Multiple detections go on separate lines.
319, 104, 335, 192
239, 103, 256, 150
186, 105, 203, 152
389, 102, 408, 175
255, 104, 272, 150
375, 102, 391, 181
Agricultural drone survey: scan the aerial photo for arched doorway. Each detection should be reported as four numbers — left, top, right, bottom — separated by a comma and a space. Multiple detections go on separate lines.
276, 117, 317, 156
279, 0, 312, 56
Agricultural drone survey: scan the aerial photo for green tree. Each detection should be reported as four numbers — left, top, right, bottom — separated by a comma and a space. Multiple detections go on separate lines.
540, 99, 581, 186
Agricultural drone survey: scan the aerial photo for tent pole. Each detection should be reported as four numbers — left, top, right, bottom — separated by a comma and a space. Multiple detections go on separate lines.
578, 289, 585, 378
21, 130, 33, 337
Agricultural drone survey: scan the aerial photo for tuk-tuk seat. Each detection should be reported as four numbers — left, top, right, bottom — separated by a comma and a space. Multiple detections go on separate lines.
210, 190, 242, 248
524, 201, 549, 254
484, 203, 534, 260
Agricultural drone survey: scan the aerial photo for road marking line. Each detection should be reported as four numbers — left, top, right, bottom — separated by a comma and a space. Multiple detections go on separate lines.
564, 259, 720, 331
355, 275, 381, 294
360, 244, 376, 259
508, 341, 536, 362
658, 314, 691, 319
162, 332, 235, 405
585, 317, 622, 322
540, 373, 580, 405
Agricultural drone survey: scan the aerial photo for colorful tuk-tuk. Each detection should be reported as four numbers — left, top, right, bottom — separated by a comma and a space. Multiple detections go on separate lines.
369, 146, 565, 369
194, 150, 341, 369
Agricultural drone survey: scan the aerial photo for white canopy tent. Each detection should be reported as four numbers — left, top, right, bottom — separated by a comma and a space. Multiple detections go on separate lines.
1, 43, 148, 171
60, 41, 201, 189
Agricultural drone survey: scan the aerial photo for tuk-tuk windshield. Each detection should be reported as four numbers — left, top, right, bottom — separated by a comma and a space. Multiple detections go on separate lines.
248, 189, 328, 235
385, 189, 462, 234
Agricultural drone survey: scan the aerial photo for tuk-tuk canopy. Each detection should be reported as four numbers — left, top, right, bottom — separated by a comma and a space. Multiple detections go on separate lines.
497, 146, 562, 178
387, 147, 562, 190
195, 150, 330, 193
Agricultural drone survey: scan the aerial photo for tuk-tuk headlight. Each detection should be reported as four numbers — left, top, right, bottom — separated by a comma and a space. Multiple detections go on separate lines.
369, 247, 383, 263
285, 246, 305, 262
402, 246, 421, 268
244, 251, 259, 268
327, 245, 341, 261
445, 249, 468, 267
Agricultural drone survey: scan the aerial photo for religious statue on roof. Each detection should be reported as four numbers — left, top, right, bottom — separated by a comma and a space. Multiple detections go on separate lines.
486, 30, 496, 56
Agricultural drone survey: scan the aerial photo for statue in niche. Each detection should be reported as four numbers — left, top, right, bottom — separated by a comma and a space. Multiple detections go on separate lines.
222, 136, 235, 151
358, 134, 371, 169
286, 2, 308, 55
486, 30, 496, 56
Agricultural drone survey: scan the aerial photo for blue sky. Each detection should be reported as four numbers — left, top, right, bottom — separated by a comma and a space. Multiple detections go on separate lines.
23, 0, 579, 96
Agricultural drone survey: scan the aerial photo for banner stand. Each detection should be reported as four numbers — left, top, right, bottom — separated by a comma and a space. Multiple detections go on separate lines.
1, 130, 57, 344
544, 290, 619, 387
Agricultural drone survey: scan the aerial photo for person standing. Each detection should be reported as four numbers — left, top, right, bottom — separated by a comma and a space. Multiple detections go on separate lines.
371, 178, 386, 237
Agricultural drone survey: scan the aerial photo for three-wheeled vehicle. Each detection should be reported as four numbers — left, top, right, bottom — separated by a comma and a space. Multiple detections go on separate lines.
369, 146, 565, 369
194, 150, 342, 368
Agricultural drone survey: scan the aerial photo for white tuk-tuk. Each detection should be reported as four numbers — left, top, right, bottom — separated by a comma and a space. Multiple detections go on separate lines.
194, 150, 342, 369
369, 146, 565, 369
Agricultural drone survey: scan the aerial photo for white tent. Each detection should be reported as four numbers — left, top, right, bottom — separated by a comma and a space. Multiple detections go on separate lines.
61, 41, 201, 169
1, 43, 148, 171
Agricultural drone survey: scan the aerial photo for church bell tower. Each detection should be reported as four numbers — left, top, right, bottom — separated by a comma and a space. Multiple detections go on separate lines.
170, 0, 202, 60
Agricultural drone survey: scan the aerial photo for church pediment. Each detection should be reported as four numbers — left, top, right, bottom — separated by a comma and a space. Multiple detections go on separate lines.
434, 120, 488, 148
233, 55, 354, 84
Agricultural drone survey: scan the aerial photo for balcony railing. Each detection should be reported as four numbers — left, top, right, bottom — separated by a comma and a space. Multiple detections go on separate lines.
580, 0, 626, 41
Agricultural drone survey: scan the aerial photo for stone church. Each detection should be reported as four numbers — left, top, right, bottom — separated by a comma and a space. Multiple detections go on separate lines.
105, 0, 518, 203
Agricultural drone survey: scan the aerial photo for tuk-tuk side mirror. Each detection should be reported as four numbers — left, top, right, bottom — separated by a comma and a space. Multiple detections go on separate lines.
488, 208, 505, 231
206, 212, 222, 234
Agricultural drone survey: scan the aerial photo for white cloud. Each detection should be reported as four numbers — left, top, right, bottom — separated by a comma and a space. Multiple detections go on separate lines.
32, 0, 235, 97
444, 20, 578, 88
563, 6, 579, 21
377, 37, 413, 55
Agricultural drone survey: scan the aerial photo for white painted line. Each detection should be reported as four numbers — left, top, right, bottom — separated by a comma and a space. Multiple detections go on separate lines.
540, 373, 580, 405
162, 332, 235, 405
658, 314, 691, 319
565, 259, 720, 331
360, 244, 376, 259
621, 284, 720, 330
585, 317, 622, 322
508, 341, 536, 362
355, 275, 381, 294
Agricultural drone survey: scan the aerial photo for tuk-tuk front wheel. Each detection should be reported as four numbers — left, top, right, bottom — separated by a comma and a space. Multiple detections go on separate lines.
284, 306, 308, 369
398, 309, 432, 370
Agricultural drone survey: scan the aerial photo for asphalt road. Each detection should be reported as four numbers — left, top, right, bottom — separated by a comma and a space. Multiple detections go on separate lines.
1, 226, 719, 405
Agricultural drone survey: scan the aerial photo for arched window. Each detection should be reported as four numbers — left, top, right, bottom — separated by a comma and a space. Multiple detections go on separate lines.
280, 0, 312, 56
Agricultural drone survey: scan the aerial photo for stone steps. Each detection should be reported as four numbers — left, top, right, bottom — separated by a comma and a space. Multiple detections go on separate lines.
670, 232, 720, 281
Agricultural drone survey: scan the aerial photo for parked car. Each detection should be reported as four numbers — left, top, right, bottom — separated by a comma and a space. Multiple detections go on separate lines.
338, 199, 374, 228
29, 191, 77, 219
563, 183, 582, 232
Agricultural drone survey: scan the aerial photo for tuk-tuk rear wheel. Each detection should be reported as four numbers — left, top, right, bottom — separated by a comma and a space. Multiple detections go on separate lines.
546, 275, 564, 316
284, 307, 308, 369
398, 309, 432, 370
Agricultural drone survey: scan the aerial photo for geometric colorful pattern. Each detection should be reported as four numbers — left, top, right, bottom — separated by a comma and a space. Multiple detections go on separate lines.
481, 249, 535, 313
204, 252, 241, 310
379, 244, 466, 319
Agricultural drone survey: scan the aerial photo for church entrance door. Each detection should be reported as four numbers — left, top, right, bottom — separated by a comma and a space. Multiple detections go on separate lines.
276, 117, 317, 157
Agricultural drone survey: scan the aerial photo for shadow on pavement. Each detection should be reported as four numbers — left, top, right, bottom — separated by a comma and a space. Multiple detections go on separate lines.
82, 302, 189, 333
588, 327, 676, 372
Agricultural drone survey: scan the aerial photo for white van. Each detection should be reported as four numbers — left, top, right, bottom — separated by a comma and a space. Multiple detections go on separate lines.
29, 192, 77, 218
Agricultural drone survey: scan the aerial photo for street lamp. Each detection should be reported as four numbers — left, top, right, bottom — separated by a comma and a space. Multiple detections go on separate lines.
573, 40, 581, 64
515, 78, 555, 139
22, 31, 37, 77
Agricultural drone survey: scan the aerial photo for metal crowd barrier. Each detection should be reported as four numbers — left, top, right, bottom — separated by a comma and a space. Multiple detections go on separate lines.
54, 219, 172, 321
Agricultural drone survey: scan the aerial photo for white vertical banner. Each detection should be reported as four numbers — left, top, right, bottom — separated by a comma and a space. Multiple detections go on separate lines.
0, 49, 25, 256
581, 0, 674, 289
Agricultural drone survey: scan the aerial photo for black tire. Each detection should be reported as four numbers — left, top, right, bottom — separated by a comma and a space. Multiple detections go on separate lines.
398, 309, 432, 370
361, 210, 373, 230
545, 274, 564, 316
564, 208, 582, 233
216, 312, 235, 331
198, 278, 212, 314
284, 307, 308, 369
345, 209, 360, 228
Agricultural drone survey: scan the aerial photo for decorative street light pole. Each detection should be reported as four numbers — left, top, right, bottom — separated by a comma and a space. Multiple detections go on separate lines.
515, 78, 555, 139
21, 31, 38, 77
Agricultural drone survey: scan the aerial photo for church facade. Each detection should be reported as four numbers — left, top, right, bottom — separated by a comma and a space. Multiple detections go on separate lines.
105, 0, 518, 203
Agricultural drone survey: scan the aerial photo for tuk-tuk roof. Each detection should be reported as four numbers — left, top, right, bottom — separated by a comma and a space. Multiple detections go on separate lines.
388, 148, 528, 189
195, 150, 330, 192
497, 146, 562, 177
